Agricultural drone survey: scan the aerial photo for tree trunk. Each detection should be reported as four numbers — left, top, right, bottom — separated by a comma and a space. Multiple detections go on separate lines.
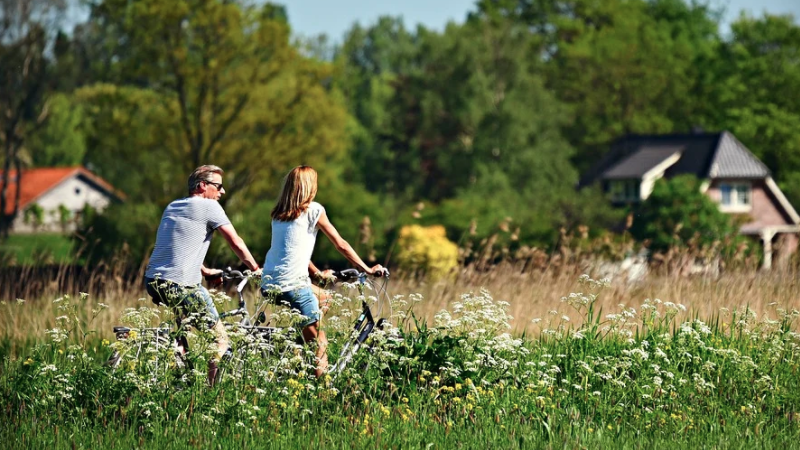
0, 138, 15, 240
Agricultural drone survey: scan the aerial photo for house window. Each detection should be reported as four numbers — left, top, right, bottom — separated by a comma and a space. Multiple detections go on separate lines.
75, 187, 81, 195
609, 180, 640, 202
719, 182, 751, 211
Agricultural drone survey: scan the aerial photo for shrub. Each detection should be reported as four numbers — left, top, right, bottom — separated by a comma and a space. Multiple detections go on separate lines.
630, 175, 741, 254
395, 224, 458, 279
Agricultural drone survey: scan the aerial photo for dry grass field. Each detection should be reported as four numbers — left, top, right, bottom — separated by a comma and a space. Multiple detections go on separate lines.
3, 262, 799, 353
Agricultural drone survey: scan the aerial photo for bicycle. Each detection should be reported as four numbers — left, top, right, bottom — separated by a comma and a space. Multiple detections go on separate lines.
107, 267, 393, 384
216, 267, 393, 383
105, 270, 259, 381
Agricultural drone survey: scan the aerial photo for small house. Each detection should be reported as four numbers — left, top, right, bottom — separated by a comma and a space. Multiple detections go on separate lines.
580, 131, 800, 269
2, 166, 124, 233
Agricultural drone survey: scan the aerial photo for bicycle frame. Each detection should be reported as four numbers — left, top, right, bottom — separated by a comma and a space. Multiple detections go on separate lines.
328, 270, 390, 377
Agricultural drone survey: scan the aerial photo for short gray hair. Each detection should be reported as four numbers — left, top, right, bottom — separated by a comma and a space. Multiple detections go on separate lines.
188, 165, 224, 194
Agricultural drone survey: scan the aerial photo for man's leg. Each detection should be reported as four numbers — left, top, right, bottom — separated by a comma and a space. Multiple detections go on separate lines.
184, 285, 228, 386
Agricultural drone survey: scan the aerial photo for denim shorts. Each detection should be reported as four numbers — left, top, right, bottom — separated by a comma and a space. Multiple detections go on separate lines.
262, 286, 321, 328
144, 277, 219, 325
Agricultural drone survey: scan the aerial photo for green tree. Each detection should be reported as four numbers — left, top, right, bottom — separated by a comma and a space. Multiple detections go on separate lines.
706, 14, 800, 206
334, 17, 420, 200
476, 0, 724, 172
74, 84, 184, 204
78, 202, 162, 265
28, 93, 87, 167
0, 0, 67, 237
337, 15, 590, 244
629, 175, 738, 254
74, 0, 350, 206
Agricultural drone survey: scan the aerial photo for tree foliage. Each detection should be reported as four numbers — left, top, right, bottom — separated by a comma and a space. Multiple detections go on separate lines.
6, 0, 800, 267
76, 0, 350, 206
630, 175, 738, 254
27, 93, 86, 167
0, 0, 66, 237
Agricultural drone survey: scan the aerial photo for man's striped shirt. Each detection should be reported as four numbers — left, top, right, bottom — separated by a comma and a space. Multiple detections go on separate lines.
145, 196, 231, 286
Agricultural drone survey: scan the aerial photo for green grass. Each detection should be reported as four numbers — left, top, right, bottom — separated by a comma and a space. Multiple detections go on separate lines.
0, 233, 76, 265
2, 277, 800, 448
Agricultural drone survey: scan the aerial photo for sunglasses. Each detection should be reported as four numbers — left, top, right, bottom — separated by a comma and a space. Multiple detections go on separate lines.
205, 181, 224, 190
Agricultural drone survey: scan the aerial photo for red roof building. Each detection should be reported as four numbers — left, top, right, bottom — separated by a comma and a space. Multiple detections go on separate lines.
1, 167, 124, 233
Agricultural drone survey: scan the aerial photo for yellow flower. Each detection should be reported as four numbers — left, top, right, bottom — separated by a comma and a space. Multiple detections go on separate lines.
588, 428, 594, 433
102, 339, 110, 346
23, 358, 33, 366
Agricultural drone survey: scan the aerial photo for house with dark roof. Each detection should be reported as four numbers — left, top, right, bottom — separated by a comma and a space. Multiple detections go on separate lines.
580, 131, 800, 269
2, 167, 124, 233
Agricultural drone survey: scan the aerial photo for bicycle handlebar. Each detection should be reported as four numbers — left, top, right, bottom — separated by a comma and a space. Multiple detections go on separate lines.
211, 266, 388, 283
333, 267, 390, 281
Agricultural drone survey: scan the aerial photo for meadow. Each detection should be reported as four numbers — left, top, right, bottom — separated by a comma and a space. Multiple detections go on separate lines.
2, 264, 800, 449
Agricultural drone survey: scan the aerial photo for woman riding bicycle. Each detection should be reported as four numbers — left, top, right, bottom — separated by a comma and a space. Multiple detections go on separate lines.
260, 165, 384, 378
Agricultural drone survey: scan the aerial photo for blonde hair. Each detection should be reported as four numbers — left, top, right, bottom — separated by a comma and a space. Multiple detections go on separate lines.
271, 166, 318, 221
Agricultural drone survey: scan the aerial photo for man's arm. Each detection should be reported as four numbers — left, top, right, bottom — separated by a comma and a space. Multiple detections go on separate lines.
217, 224, 259, 271
200, 265, 222, 277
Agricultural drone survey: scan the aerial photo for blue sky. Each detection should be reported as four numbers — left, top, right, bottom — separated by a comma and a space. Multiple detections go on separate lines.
283, 0, 800, 42
65, 1, 800, 42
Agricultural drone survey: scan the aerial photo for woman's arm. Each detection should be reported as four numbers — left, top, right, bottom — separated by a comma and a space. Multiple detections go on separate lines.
317, 212, 383, 275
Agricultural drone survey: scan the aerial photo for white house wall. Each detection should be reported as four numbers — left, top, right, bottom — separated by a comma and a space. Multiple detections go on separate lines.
12, 175, 113, 233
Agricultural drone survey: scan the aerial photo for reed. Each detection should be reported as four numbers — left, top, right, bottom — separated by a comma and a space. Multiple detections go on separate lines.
3, 261, 798, 356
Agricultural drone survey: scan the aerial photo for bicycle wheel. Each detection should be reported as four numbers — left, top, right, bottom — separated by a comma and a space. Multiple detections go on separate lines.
329, 301, 376, 376
216, 326, 281, 384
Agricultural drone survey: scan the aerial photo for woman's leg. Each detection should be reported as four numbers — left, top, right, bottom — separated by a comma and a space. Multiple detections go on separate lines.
302, 322, 328, 378
311, 284, 332, 315
287, 287, 326, 377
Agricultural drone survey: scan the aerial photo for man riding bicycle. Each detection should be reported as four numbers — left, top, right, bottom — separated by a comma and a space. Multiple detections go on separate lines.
144, 165, 260, 385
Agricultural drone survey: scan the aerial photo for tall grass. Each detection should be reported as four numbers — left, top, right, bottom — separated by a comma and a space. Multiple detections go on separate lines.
2, 274, 799, 449
3, 262, 800, 357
